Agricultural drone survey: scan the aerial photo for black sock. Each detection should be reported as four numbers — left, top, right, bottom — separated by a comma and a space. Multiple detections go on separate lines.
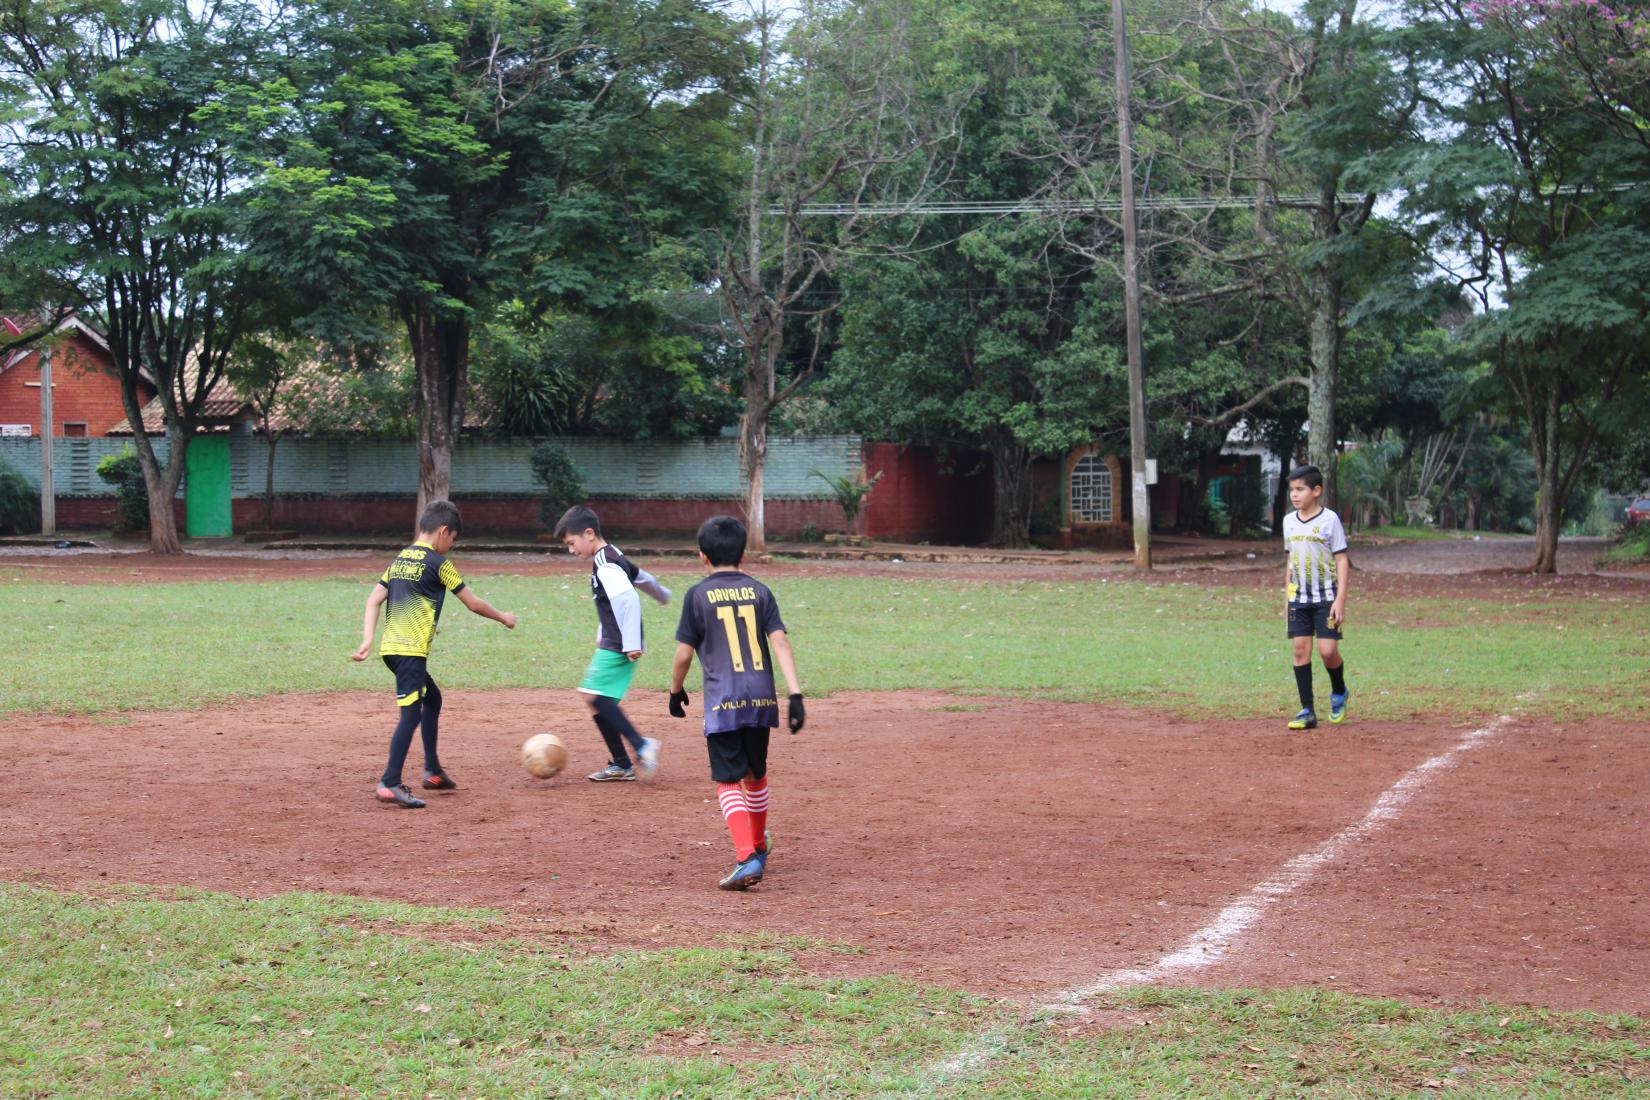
381, 700, 422, 788
1293, 663, 1314, 711
592, 713, 631, 768
1326, 661, 1347, 696
419, 680, 443, 774
593, 695, 645, 752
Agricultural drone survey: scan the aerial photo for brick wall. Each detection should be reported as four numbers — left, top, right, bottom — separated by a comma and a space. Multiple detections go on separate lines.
860, 443, 994, 544
230, 495, 853, 540
0, 332, 147, 437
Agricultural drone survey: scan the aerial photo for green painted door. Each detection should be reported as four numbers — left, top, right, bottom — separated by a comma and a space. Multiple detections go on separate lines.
185, 436, 233, 537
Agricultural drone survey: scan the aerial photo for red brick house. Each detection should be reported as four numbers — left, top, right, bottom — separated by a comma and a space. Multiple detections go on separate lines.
0, 316, 156, 438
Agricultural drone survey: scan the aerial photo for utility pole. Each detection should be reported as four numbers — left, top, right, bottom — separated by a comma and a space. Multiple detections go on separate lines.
38, 310, 54, 536
1112, 0, 1151, 570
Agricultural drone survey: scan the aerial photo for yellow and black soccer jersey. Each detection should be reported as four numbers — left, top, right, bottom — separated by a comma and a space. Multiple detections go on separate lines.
377, 542, 466, 657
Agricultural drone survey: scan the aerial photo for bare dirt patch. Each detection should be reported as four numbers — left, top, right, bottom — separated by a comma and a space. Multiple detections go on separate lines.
3, 690, 1645, 1014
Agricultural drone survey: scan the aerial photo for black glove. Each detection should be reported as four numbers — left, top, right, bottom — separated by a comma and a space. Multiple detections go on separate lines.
668, 688, 690, 718
787, 693, 806, 734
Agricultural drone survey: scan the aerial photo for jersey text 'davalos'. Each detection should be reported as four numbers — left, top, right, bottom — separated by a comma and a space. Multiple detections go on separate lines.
1283, 508, 1348, 605
378, 542, 465, 657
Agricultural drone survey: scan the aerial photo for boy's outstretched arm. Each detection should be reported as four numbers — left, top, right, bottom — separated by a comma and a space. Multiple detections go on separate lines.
635, 568, 672, 606
768, 629, 805, 733
352, 585, 388, 661
457, 587, 517, 630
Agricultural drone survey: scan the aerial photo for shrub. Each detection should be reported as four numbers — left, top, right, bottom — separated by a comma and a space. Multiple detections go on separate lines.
96, 449, 149, 532
529, 442, 586, 529
0, 455, 39, 535
1601, 522, 1650, 565
811, 468, 882, 526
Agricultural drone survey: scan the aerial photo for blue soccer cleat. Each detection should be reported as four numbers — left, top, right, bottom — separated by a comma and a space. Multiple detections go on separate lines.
718, 854, 765, 891
1328, 692, 1349, 724
1287, 708, 1318, 731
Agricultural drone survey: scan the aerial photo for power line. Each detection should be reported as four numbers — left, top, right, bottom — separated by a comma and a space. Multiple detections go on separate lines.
775, 194, 1355, 216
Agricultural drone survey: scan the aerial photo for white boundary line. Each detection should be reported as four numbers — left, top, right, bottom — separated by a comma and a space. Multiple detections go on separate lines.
925, 713, 1516, 1084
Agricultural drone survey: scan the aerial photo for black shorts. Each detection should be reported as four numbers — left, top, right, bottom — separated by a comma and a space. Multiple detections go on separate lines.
1287, 602, 1343, 641
706, 726, 771, 784
383, 654, 434, 707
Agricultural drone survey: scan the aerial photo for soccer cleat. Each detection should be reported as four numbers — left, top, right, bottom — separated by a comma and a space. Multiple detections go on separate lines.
586, 764, 636, 782
637, 737, 662, 779
376, 783, 427, 808
421, 771, 458, 790
718, 854, 765, 891
1287, 708, 1318, 731
1328, 692, 1349, 724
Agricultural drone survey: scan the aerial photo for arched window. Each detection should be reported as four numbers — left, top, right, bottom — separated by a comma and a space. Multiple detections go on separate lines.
1071, 453, 1113, 523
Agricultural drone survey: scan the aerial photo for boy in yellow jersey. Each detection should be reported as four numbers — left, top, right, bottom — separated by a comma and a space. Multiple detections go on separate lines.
352, 501, 517, 807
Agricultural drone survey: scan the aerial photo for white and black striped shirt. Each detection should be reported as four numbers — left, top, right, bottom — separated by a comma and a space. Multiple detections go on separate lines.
1283, 507, 1348, 605
588, 544, 670, 652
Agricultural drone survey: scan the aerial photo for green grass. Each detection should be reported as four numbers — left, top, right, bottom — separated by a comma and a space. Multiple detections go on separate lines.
2, 883, 1643, 1098
1601, 526, 1650, 565
1358, 525, 1516, 541
3, 569, 1646, 719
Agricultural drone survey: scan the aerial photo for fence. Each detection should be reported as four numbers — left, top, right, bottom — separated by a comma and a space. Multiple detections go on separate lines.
0, 434, 864, 500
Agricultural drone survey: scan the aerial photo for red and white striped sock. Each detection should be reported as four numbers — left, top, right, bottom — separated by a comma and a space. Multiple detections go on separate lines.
742, 778, 769, 851
716, 782, 756, 861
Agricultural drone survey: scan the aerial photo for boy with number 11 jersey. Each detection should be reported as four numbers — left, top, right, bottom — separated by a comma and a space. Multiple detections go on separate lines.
669, 515, 804, 891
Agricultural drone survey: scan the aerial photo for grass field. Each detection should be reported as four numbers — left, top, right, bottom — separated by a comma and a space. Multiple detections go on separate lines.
5, 563, 1649, 1096
2, 570, 1646, 719
3, 884, 1644, 1098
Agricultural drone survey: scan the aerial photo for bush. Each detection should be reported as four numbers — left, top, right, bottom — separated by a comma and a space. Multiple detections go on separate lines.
1601, 522, 1650, 564
0, 455, 39, 535
96, 449, 149, 532
529, 442, 586, 529
811, 468, 882, 526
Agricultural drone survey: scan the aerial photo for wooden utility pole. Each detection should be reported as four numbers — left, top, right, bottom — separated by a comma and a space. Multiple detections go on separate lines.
38, 312, 54, 536
1112, 0, 1151, 570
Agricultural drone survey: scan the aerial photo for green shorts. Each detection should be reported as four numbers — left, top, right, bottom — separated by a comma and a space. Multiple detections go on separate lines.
578, 648, 637, 700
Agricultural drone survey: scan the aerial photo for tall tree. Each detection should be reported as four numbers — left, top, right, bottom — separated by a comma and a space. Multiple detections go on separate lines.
0, 0, 273, 551
718, 0, 962, 550
229, 0, 744, 515
1402, 0, 1650, 571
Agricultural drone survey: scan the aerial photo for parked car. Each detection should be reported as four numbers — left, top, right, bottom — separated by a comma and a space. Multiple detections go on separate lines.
1627, 498, 1650, 527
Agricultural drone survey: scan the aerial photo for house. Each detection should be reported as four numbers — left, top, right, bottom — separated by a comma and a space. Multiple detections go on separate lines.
0, 315, 156, 437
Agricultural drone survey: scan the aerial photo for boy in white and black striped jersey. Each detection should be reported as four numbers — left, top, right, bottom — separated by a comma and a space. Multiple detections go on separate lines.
1282, 465, 1351, 730
554, 505, 672, 780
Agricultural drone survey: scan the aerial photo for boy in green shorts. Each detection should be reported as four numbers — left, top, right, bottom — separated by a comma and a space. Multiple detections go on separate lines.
352, 500, 517, 808
554, 505, 672, 781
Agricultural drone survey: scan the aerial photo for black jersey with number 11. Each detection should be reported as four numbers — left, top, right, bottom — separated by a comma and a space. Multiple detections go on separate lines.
676, 571, 786, 734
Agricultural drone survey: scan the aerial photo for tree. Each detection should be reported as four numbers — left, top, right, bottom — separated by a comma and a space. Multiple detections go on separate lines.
230, 0, 745, 515
718, 0, 963, 551
1401, 0, 1650, 571
0, 0, 274, 552
227, 337, 301, 531
1143, 0, 1425, 507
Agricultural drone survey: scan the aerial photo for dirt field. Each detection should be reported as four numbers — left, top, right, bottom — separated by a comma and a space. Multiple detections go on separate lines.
3, 687, 1645, 1015
4, 541, 1646, 1017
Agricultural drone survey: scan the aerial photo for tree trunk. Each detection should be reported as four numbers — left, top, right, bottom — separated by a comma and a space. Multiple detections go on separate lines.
143, 425, 188, 554
987, 435, 1033, 547
1306, 275, 1343, 510
1530, 384, 1561, 574
739, 396, 769, 553
263, 427, 279, 531
408, 307, 470, 523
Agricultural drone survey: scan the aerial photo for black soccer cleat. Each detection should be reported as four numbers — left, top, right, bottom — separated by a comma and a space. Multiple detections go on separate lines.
376, 783, 427, 808
421, 771, 458, 791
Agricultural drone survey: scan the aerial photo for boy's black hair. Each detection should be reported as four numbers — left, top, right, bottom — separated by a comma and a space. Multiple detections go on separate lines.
418, 500, 463, 536
697, 515, 747, 567
1286, 464, 1324, 490
553, 503, 602, 540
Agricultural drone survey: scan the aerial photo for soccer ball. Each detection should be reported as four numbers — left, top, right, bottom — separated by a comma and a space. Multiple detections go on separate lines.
521, 733, 567, 779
